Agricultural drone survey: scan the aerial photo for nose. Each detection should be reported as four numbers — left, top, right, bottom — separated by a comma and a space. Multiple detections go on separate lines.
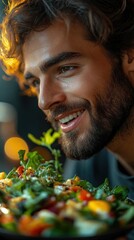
38, 77, 66, 111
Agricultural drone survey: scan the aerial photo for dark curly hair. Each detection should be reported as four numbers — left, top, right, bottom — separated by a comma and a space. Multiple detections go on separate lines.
0, 0, 134, 86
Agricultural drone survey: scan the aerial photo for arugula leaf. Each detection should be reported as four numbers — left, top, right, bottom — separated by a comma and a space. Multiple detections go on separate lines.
23, 191, 49, 210
119, 206, 134, 224
93, 179, 111, 199
77, 180, 94, 191
18, 150, 27, 167
26, 151, 44, 170
111, 185, 129, 200
6, 168, 17, 179
6, 179, 26, 196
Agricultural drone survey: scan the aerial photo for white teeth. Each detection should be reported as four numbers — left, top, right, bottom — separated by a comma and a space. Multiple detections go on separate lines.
59, 111, 82, 124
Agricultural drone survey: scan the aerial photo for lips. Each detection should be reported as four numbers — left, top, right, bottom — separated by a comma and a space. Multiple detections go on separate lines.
59, 111, 82, 124
56, 109, 85, 133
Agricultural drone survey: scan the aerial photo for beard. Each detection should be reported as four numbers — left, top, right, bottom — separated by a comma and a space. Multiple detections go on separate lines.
46, 61, 134, 160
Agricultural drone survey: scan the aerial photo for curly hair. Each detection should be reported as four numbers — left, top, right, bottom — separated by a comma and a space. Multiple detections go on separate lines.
0, 0, 134, 86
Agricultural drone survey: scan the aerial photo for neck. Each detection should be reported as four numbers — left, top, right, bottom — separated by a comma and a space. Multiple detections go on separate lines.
107, 112, 134, 176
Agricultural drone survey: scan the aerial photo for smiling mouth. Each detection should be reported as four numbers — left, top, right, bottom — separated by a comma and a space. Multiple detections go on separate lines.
59, 110, 83, 124
57, 109, 85, 133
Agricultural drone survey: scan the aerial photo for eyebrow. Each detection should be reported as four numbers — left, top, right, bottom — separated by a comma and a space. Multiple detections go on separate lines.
24, 51, 82, 80
40, 52, 82, 72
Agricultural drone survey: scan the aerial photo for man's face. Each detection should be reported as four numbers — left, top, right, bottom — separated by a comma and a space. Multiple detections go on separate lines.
23, 20, 134, 159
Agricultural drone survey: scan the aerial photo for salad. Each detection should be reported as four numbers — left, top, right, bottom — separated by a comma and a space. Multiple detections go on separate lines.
0, 129, 134, 237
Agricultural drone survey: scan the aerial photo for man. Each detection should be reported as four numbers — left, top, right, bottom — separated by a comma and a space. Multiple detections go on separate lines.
0, 1, 134, 238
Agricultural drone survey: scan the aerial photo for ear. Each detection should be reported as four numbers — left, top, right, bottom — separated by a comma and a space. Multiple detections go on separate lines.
123, 50, 134, 84
123, 49, 134, 73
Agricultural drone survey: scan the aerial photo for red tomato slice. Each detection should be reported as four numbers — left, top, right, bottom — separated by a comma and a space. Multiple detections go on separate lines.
16, 166, 24, 177
77, 189, 93, 201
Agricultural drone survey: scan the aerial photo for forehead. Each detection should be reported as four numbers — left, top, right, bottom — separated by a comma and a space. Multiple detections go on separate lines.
22, 19, 90, 70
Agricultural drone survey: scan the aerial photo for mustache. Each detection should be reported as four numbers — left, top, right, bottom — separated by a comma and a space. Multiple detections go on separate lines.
47, 100, 91, 121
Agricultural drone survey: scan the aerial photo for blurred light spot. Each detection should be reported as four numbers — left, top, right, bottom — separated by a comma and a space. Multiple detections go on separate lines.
31, 146, 52, 161
0, 102, 17, 122
0, 204, 10, 214
4, 137, 29, 161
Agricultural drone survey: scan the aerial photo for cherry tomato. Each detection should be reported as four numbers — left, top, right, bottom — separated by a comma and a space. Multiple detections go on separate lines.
77, 189, 93, 201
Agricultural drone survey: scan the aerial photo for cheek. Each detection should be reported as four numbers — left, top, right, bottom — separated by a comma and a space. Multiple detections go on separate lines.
61, 70, 108, 101
81, 68, 112, 102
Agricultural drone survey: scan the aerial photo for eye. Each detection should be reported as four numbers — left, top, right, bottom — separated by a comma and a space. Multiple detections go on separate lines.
28, 78, 40, 89
24, 78, 40, 96
57, 65, 79, 77
59, 65, 76, 74
32, 79, 40, 87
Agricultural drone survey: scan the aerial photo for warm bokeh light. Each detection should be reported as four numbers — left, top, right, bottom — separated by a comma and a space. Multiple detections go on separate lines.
4, 137, 29, 161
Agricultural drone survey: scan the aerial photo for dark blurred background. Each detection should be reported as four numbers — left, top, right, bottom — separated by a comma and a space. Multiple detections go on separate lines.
0, 1, 62, 172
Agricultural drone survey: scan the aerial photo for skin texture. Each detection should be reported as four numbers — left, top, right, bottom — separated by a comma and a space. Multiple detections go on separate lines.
23, 20, 134, 171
